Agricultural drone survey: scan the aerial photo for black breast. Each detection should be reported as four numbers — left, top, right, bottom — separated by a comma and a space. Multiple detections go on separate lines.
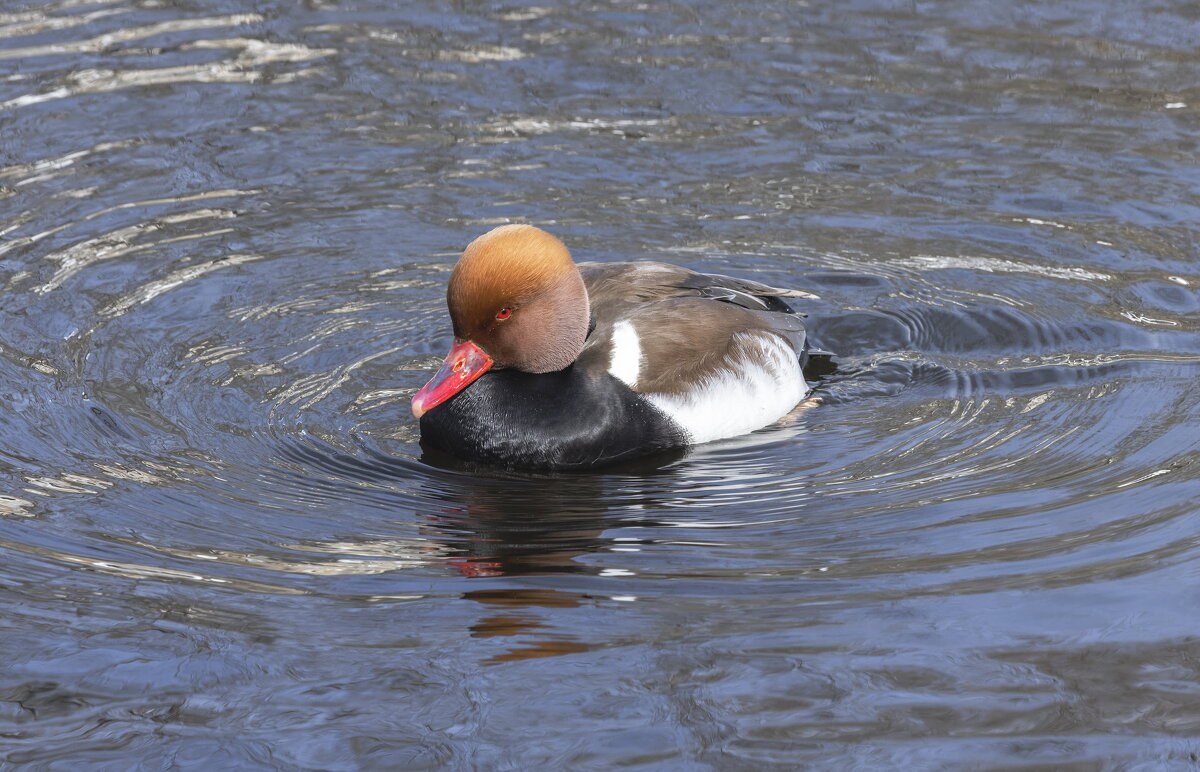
418, 367, 686, 470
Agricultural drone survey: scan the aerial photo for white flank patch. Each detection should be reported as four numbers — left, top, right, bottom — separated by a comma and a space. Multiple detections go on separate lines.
646, 332, 807, 445
608, 320, 643, 388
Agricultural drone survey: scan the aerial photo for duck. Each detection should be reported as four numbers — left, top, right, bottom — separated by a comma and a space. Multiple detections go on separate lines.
412, 224, 813, 470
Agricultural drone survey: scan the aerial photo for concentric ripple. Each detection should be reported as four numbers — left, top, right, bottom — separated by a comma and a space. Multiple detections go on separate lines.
3, 0, 1200, 767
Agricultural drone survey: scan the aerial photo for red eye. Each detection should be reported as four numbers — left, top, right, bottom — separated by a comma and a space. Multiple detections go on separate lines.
495, 307, 512, 320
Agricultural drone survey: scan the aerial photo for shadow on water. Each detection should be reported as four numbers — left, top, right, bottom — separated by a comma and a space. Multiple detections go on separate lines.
281, 436, 690, 664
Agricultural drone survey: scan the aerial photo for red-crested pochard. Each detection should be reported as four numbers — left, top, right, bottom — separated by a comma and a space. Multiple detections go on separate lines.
412, 224, 812, 469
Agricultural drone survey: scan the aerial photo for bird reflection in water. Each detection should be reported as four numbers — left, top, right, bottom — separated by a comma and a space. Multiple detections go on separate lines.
419, 446, 685, 665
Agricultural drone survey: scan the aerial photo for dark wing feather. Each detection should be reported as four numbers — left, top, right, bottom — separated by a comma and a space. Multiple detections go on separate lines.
680, 271, 817, 313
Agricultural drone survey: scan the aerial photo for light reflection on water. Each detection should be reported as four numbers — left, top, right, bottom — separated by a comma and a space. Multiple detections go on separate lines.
3, 0, 1200, 767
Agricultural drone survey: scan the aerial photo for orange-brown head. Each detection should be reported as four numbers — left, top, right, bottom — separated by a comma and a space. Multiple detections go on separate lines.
411, 225, 590, 418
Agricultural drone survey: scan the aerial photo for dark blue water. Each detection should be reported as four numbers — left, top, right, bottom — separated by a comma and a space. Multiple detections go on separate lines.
3, 1, 1200, 768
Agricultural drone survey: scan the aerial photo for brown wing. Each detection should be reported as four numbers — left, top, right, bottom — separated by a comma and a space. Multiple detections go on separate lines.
579, 261, 813, 317
576, 262, 809, 395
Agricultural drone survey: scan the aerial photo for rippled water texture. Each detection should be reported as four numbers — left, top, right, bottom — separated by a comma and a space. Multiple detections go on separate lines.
3, 0, 1200, 767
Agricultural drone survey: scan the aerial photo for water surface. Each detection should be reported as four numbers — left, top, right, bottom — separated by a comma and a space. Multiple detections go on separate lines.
3, 0, 1200, 768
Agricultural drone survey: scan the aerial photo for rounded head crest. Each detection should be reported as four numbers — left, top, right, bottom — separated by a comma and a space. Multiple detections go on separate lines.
445, 224, 589, 373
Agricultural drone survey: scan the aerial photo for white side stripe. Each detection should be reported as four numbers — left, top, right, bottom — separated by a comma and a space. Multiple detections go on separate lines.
607, 320, 642, 388
645, 332, 807, 445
